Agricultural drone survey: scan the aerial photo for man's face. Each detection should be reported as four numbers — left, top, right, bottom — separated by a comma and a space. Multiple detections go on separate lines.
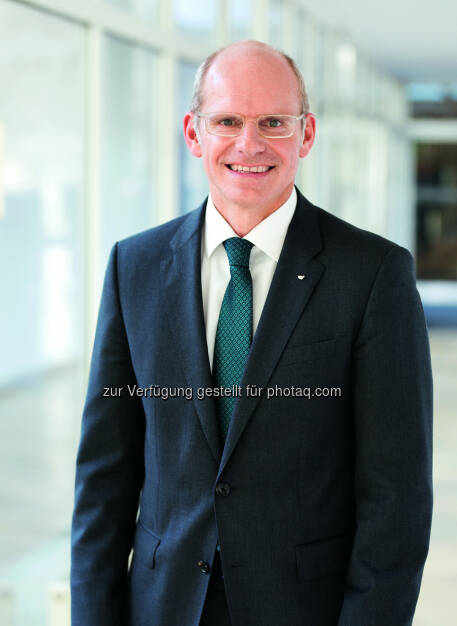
184, 46, 315, 214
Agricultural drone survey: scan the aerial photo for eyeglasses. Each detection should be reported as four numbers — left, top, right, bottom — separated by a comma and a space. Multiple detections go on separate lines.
195, 112, 306, 138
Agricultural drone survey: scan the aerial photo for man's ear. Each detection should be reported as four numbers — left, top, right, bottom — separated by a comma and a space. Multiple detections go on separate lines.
299, 113, 316, 159
183, 113, 202, 158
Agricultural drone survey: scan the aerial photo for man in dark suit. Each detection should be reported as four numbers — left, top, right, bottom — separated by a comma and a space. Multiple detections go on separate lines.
71, 40, 433, 626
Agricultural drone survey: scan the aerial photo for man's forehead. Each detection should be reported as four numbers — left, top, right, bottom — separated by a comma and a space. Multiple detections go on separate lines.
212, 41, 285, 65
200, 92, 300, 116
208, 46, 290, 81
201, 51, 301, 113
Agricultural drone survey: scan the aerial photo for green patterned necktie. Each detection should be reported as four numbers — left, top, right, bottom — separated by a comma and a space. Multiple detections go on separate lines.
212, 237, 254, 441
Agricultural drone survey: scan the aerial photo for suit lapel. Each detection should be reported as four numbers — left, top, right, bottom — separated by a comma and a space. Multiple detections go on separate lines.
160, 201, 222, 464
160, 190, 325, 473
217, 189, 325, 478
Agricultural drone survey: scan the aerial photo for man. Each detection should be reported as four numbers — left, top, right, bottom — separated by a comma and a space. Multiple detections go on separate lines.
71, 40, 433, 626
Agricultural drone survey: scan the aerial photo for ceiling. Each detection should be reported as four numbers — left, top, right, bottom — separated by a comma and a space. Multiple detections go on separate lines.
299, 0, 457, 83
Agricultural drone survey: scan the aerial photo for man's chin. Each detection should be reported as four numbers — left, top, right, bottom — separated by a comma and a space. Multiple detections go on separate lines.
221, 189, 273, 210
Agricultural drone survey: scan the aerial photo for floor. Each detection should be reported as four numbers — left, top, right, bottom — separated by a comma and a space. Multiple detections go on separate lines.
0, 365, 84, 626
0, 330, 455, 625
414, 329, 457, 625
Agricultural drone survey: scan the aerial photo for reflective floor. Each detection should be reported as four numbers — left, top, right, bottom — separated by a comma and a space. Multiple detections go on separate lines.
414, 329, 457, 625
0, 365, 84, 625
0, 330, 456, 625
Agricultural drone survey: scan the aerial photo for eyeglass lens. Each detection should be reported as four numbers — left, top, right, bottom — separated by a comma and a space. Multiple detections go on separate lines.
206, 114, 298, 137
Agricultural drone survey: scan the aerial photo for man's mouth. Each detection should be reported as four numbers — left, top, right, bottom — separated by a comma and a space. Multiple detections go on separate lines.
226, 164, 275, 174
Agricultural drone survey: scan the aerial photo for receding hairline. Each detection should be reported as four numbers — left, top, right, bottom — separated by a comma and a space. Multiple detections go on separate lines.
190, 40, 310, 116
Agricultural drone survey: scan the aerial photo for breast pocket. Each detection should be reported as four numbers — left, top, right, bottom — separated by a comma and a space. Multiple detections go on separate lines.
131, 520, 161, 569
279, 338, 336, 368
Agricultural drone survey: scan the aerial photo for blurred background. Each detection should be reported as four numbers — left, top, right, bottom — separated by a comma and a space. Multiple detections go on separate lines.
0, 0, 456, 624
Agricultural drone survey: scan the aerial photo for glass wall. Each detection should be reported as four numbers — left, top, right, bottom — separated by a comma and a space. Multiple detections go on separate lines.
100, 34, 157, 269
294, 6, 306, 72
106, 0, 159, 21
0, 2, 86, 625
177, 60, 208, 216
173, 0, 216, 38
0, 1, 85, 386
229, 0, 252, 41
268, 0, 283, 48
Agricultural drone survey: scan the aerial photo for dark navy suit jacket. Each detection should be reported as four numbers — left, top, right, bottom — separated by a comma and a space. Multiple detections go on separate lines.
71, 187, 433, 626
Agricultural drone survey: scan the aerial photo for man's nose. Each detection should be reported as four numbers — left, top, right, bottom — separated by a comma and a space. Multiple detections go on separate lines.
235, 119, 266, 154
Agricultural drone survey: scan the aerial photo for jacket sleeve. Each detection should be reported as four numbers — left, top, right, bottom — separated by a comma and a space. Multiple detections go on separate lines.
338, 245, 433, 626
71, 243, 145, 626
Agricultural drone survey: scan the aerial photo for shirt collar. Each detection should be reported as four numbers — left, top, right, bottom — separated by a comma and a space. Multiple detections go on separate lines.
203, 186, 297, 263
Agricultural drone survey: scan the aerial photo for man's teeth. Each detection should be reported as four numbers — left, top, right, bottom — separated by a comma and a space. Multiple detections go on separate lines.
228, 164, 270, 172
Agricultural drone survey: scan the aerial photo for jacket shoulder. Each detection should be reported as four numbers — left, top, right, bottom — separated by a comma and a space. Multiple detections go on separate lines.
113, 204, 204, 272
117, 211, 192, 255
307, 200, 411, 267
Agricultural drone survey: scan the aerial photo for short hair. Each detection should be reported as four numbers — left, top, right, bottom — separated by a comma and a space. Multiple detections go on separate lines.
190, 40, 310, 116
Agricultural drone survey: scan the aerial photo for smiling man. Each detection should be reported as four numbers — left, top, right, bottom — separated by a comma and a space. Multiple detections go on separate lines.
71, 41, 433, 626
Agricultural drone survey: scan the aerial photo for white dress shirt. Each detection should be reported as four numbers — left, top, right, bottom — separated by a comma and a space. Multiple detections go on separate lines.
201, 187, 297, 371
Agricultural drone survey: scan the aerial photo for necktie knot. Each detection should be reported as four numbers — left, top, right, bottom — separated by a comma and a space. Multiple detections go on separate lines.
223, 237, 253, 268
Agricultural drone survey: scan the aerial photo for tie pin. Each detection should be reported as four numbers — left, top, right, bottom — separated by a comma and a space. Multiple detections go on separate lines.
297, 274, 306, 280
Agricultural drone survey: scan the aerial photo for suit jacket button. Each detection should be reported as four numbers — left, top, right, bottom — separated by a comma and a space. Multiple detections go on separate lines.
215, 482, 231, 497
197, 560, 210, 574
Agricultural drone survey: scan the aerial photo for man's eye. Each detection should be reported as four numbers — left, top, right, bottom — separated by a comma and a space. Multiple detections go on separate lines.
219, 118, 236, 126
259, 117, 283, 129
